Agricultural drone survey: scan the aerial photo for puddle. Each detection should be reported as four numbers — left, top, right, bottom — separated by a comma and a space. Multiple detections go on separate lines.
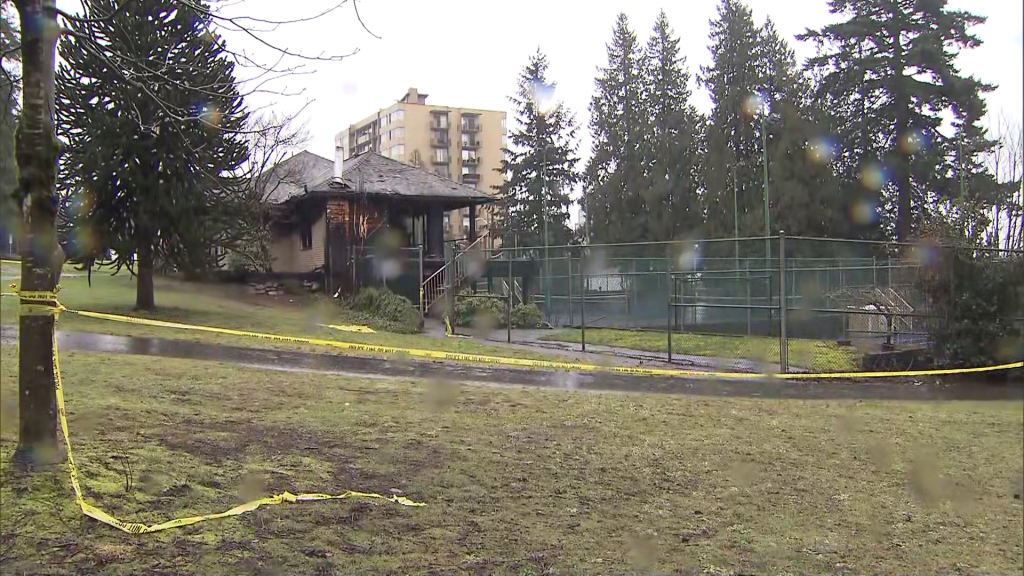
0, 326, 1019, 401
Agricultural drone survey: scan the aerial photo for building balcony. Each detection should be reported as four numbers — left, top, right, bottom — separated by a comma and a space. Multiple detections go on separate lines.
461, 173, 481, 185
461, 139, 480, 149
462, 156, 479, 165
461, 122, 481, 133
430, 137, 450, 148
432, 156, 449, 165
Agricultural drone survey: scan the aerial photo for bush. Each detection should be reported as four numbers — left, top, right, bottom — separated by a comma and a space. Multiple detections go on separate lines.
453, 291, 544, 329
453, 290, 505, 329
917, 247, 1024, 371
343, 287, 423, 334
511, 302, 542, 328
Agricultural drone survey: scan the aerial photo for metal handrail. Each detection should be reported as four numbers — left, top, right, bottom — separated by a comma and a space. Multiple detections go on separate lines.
421, 231, 490, 312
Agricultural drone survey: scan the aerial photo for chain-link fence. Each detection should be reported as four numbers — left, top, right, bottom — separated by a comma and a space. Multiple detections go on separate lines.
502, 234, 1024, 374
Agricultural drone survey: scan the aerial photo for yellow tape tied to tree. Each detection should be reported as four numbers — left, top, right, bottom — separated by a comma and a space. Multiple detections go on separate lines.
3, 285, 424, 535
1, 283, 1021, 533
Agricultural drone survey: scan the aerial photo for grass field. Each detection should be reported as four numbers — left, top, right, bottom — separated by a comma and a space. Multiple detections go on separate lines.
1, 345, 1021, 574
0, 261, 577, 364
542, 328, 862, 372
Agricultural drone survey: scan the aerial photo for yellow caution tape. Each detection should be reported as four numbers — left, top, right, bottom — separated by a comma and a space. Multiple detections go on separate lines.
320, 323, 376, 334
2, 288, 1021, 382
0, 259, 21, 265
4, 286, 424, 535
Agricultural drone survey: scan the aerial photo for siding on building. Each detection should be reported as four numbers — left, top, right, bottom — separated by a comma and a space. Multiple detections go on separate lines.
269, 211, 326, 273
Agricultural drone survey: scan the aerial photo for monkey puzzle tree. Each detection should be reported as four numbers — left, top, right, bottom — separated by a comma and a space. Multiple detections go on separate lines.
58, 0, 250, 310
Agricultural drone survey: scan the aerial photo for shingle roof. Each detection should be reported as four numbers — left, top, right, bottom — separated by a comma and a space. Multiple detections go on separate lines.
262, 150, 495, 205
307, 152, 496, 203
261, 150, 334, 204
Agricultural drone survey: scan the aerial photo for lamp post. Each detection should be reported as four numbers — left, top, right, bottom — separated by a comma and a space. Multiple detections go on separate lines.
760, 106, 771, 264
748, 92, 774, 265
532, 81, 557, 316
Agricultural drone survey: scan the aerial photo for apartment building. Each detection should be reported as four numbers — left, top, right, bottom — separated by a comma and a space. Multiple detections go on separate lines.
335, 88, 506, 241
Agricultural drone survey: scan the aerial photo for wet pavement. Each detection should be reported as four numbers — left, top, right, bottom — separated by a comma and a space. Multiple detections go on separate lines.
422, 319, 779, 372
1, 325, 1021, 401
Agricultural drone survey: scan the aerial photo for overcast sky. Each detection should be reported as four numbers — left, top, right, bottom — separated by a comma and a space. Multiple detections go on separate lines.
212, 0, 1023, 164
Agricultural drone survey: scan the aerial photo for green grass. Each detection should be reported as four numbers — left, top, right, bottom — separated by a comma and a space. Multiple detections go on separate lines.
542, 328, 862, 373
0, 261, 577, 364
2, 345, 1022, 574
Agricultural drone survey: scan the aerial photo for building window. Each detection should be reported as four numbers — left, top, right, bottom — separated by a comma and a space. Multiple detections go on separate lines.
461, 115, 479, 131
461, 133, 477, 147
392, 109, 404, 122
389, 127, 405, 140
432, 113, 448, 129
435, 165, 450, 179
299, 221, 313, 251
433, 148, 449, 163
461, 149, 477, 161
501, 117, 506, 133
461, 164, 478, 175
389, 144, 405, 159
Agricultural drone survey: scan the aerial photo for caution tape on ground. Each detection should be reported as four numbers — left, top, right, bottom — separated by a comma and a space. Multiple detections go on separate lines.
319, 323, 376, 334
3, 286, 424, 535
2, 287, 1021, 380
2, 287, 1021, 530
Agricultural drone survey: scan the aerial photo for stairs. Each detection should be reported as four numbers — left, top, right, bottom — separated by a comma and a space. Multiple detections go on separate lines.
421, 232, 489, 314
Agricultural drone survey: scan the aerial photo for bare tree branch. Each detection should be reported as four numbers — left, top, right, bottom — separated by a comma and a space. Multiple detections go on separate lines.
352, 0, 380, 40
57, 0, 134, 24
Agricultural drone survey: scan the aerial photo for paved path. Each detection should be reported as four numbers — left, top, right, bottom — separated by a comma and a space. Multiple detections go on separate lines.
2, 325, 1020, 401
423, 319, 788, 372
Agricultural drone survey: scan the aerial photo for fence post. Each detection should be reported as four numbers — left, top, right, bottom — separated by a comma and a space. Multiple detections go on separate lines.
580, 248, 586, 352
745, 260, 752, 336
872, 255, 877, 287
679, 272, 686, 332
666, 249, 673, 363
568, 255, 574, 327
632, 258, 638, 327
778, 231, 788, 373
507, 249, 513, 343
444, 241, 454, 317
418, 244, 425, 318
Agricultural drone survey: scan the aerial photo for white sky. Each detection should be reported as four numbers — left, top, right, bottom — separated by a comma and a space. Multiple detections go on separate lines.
211, 0, 1023, 163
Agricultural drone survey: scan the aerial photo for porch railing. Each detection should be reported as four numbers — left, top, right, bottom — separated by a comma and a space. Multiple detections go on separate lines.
421, 230, 490, 314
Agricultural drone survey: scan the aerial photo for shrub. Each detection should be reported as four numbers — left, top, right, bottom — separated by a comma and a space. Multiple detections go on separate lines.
511, 302, 542, 328
917, 247, 1023, 371
453, 289, 505, 329
344, 287, 423, 333
453, 291, 544, 329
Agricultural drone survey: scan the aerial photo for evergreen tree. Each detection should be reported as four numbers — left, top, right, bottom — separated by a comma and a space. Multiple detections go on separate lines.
57, 0, 250, 309
1, 4, 19, 246
496, 49, 579, 248
584, 13, 649, 244
800, 0, 996, 242
759, 18, 847, 239
642, 10, 704, 240
699, 0, 765, 242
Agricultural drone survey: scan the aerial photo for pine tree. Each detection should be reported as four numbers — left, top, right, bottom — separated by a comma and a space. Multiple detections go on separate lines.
699, 0, 765, 242
496, 49, 579, 248
800, 0, 995, 242
642, 10, 704, 240
1, 4, 19, 246
584, 13, 649, 244
758, 18, 848, 239
57, 0, 250, 309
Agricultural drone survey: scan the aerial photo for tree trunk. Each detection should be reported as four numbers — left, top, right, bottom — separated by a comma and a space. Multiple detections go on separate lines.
13, 0, 64, 468
136, 234, 155, 310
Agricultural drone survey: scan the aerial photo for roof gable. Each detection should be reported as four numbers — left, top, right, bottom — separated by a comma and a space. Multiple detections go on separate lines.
308, 152, 495, 203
